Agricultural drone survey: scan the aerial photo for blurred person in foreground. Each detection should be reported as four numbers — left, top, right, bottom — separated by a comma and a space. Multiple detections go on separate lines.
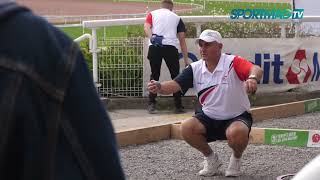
148, 29, 263, 177
144, 0, 189, 114
0, 1, 124, 179
292, 155, 320, 180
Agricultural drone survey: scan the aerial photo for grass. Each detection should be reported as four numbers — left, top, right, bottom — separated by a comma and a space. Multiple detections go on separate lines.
59, 0, 292, 38
61, 25, 144, 39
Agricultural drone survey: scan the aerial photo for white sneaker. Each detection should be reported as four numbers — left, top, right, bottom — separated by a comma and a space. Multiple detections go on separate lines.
198, 153, 222, 176
225, 154, 241, 177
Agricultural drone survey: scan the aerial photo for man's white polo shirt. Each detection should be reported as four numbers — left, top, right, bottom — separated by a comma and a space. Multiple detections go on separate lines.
175, 53, 254, 120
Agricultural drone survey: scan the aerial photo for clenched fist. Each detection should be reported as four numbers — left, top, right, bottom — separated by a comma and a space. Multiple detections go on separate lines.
244, 78, 257, 94
148, 80, 161, 94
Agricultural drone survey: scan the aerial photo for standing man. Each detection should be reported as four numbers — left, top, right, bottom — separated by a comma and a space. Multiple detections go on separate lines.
144, 0, 189, 114
148, 29, 263, 177
0, 1, 124, 180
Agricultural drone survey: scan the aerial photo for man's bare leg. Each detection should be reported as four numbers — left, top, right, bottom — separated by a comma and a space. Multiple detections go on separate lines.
226, 121, 249, 157
225, 121, 250, 177
181, 118, 212, 156
181, 118, 221, 176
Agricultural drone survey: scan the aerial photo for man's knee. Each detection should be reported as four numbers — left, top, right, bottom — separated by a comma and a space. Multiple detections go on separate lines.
181, 119, 194, 137
181, 118, 205, 138
226, 121, 249, 141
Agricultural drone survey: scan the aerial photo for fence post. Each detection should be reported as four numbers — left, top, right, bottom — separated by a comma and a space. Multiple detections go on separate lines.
280, 23, 286, 38
104, 27, 106, 42
91, 28, 100, 87
195, 23, 202, 37
294, 20, 301, 38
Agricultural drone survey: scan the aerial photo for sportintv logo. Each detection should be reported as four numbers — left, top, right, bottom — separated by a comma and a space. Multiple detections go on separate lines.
230, 9, 304, 19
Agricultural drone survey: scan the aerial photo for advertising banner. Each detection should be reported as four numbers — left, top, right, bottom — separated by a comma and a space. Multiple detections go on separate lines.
265, 129, 309, 147
304, 99, 320, 113
264, 128, 320, 148
143, 38, 320, 96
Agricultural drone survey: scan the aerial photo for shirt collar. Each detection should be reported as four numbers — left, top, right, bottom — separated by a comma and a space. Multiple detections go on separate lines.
201, 54, 224, 74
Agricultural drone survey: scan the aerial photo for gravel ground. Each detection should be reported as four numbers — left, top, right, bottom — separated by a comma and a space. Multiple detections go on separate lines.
119, 112, 320, 180
253, 112, 320, 130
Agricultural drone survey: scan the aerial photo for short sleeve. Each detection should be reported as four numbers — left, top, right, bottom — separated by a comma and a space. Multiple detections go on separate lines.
233, 56, 253, 81
174, 65, 193, 95
145, 12, 152, 26
177, 19, 186, 33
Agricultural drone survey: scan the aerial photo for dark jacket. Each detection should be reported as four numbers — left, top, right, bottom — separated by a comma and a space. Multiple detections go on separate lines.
0, 3, 124, 180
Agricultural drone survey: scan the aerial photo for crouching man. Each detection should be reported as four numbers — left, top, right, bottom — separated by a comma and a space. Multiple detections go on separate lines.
147, 29, 263, 177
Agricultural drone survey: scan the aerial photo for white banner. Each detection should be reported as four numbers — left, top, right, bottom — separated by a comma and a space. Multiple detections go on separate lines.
143, 38, 320, 96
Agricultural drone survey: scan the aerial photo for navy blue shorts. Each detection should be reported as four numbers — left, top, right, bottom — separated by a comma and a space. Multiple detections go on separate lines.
194, 110, 253, 142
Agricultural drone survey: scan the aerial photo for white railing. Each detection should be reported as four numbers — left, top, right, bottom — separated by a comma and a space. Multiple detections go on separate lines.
82, 15, 320, 85
45, 13, 148, 25
74, 33, 93, 50
83, 15, 320, 27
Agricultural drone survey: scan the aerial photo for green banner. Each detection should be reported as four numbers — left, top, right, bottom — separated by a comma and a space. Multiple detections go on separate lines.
305, 99, 320, 113
265, 129, 309, 147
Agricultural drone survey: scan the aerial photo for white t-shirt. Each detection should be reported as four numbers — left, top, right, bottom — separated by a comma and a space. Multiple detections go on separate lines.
145, 8, 185, 49
175, 53, 254, 120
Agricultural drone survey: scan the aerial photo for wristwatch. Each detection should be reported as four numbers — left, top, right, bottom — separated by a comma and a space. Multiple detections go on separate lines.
248, 74, 258, 82
155, 81, 161, 90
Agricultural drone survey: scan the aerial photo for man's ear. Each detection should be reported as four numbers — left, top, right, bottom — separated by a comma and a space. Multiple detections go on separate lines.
169, 4, 173, 11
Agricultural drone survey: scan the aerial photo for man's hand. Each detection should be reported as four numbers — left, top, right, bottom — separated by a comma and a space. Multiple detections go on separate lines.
148, 80, 161, 94
245, 78, 257, 94
150, 34, 164, 47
